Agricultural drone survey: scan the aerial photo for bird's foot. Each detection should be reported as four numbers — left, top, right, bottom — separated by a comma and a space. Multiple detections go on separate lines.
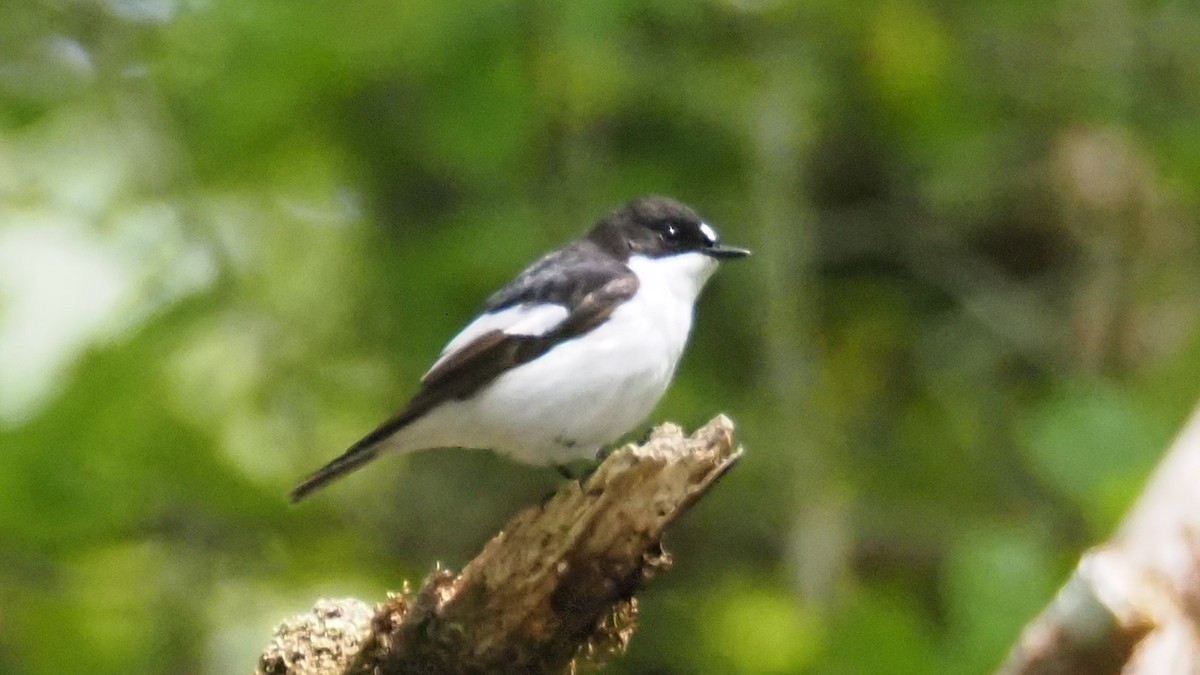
637, 426, 657, 445
594, 444, 616, 462
552, 457, 602, 483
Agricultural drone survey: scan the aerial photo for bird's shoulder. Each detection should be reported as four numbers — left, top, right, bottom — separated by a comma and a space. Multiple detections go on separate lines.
483, 239, 634, 313
416, 240, 638, 396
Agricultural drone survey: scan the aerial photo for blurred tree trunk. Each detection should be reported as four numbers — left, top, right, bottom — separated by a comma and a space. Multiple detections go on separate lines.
257, 416, 742, 675
999, 403, 1200, 674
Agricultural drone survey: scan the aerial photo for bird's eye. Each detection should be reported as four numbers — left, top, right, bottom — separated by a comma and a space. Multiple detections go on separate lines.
665, 224, 679, 239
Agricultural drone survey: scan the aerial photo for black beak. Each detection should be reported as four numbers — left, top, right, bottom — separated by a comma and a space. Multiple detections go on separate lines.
706, 243, 752, 259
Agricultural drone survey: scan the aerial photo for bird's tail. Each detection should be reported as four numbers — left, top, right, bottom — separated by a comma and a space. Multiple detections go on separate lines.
290, 403, 426, 502
290, 394, 440, 502
289, 442, 382, 502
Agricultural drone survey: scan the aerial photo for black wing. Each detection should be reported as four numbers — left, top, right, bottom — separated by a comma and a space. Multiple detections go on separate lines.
419, 270, 637, 398
483, 239, 632, 312
290, 242, 637, 501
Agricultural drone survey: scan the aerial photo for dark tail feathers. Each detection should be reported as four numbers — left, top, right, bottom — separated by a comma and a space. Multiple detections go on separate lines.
289, 443, 382, 502
290, 395, 432, 502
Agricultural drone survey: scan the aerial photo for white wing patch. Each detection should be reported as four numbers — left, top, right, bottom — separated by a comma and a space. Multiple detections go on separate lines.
423, 303, 570, 380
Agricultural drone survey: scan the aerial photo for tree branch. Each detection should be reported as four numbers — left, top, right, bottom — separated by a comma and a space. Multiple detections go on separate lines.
998, 403, 1200, 674
258, 415, 743, 675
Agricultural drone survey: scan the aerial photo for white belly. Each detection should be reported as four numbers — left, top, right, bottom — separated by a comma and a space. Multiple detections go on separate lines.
393, 252, 717, 464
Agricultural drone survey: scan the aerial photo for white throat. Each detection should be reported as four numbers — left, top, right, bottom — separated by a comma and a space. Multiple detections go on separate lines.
626, 252, 719, 308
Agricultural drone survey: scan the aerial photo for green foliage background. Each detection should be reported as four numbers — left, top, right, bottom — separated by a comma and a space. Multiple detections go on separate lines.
2, 1, 1199, 673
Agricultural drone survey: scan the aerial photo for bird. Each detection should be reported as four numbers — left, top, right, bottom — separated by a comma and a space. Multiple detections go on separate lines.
290, 195, 749, 502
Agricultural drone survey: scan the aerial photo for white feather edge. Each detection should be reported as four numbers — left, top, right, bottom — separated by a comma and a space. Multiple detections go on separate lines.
422, 303, 570, 380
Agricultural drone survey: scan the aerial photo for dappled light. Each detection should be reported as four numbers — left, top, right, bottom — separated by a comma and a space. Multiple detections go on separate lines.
3, 1, 1200, 673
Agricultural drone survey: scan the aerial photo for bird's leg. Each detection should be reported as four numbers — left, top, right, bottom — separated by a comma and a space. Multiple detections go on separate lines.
595, 444, 617, 462
552, 456, 604, 483
540, 463, 588, 505
575, 457, 603, 483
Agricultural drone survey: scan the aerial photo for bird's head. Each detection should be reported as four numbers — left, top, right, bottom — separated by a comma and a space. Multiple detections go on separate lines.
589, 195, 751, 262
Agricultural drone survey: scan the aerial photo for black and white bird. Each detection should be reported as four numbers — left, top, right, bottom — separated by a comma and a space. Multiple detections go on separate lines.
290, 195, 749, 502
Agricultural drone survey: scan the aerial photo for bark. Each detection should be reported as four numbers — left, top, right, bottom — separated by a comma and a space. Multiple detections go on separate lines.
998, 403, 1200, 674
258, 415, 743, 675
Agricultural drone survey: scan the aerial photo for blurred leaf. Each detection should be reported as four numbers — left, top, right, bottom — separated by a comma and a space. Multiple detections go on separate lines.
703, 583, 825, 673
823, 584, 942, 675
1019, 381, 1164, 531
942, 525, 1061, 673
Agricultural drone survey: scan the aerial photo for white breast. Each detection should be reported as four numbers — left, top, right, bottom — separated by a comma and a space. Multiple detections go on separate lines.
393, 251, 720, 464
622, 251, 719, 358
